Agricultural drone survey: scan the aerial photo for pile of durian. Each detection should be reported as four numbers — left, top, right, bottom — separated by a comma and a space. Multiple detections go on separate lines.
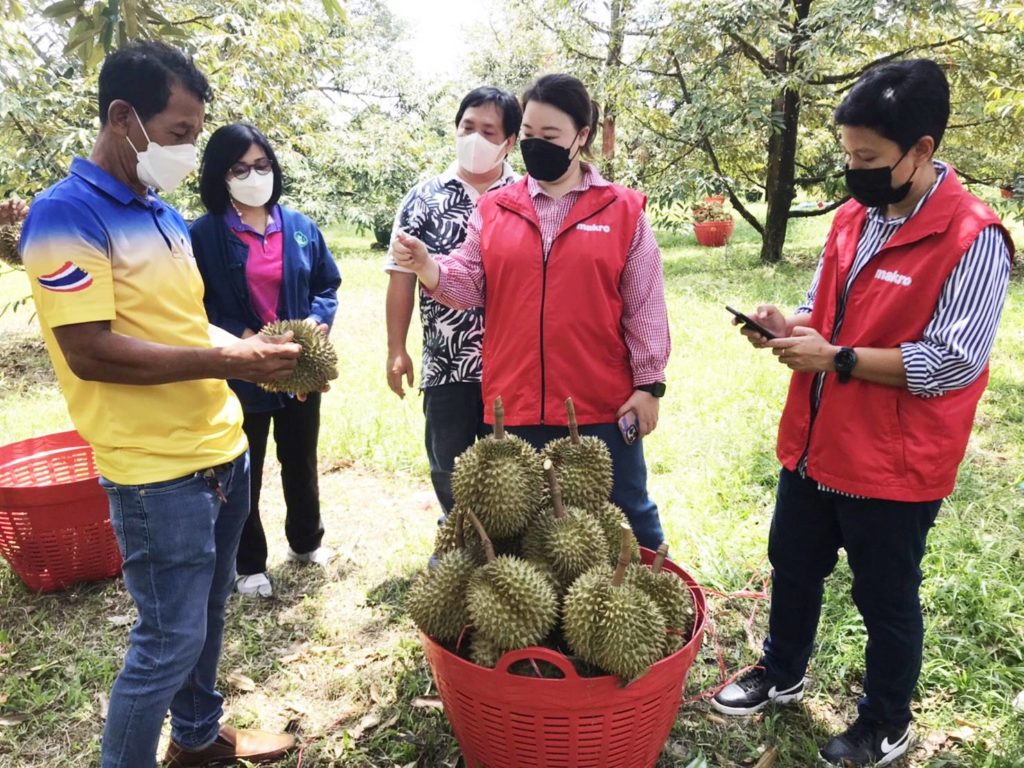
0, 223, 22, 268
409, 397, 695, 683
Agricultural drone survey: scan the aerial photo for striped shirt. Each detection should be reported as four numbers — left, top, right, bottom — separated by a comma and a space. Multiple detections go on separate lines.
797, 162, 1011, 495
799, 162, 1011, 398
431, 163, 670, 386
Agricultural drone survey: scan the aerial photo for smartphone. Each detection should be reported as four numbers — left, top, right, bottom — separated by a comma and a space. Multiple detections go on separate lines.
725, 305, 777, 340
618, 411, 639, 445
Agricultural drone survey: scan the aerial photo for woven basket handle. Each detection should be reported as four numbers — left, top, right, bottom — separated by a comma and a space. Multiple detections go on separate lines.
493, 646, 581, 680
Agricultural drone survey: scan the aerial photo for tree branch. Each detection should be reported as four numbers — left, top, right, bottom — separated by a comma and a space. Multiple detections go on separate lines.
789, 198, 847, 217
806, 35, 968, 85
726, 32, 779, 77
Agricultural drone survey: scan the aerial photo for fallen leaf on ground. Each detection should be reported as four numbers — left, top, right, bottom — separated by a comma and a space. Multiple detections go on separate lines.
225, 671, 256, 692
347, 712, 380, 741
411, 696, 443, 711
94, 692, 109, 720
107, 615, 132, 627
0, 713, 30, 727
753, 746, 778, 768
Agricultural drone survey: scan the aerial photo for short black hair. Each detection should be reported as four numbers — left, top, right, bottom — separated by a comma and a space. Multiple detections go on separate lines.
98, 41, 212, 125
834, 59, 950, 152
198, 123, 283, 215
455, 86, 522, 139
521, 74, 600, 156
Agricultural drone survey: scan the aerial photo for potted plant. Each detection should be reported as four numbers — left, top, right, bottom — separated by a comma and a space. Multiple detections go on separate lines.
692, 200, 735, 247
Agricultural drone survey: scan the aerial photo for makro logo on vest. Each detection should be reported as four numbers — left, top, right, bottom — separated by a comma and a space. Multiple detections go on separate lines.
874, 268, 913, 287
576, 222, 611, 233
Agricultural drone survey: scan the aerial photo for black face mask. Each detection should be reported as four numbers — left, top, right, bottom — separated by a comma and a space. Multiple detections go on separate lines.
844, 149, 917, 208
520, 136, 580, 182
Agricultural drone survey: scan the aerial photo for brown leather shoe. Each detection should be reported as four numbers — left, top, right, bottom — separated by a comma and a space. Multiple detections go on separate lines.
163, 725, 296, 766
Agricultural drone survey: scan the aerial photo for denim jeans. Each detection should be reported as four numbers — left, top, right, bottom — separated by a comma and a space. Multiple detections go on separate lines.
423, 383, 487, 516
761, 468, 940, 727
506, 423, 665, 550
98, 452, 249, 768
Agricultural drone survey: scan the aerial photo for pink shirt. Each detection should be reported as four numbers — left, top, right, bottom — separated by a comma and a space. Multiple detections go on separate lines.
432, 164, 670, 385
226, 205, 283, 326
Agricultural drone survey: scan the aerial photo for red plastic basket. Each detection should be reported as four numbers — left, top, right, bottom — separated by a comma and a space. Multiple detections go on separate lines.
420, 549, 707, 768
0, 430, 122, 592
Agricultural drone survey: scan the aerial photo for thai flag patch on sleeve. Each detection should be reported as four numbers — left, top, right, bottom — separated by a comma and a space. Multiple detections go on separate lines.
37, 261, 94, 292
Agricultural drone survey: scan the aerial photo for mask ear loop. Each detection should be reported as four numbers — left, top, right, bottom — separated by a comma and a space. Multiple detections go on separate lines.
568, 131, 585, 162
125, 108, 151, 155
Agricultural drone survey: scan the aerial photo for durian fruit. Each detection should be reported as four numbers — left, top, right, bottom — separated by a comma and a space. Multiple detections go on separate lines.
540, 398, 613, 511
258, 318, 339, 395
0, 223, 22, 268
468, 631, 503, 668
433, 508, 521, 564
624, 543, 694, 654
591, 502, 641, 566
563, 524, 666, 682
464, 510, 559, 654
450, 398, 545, 539
406, 511, 477, 643
521, 460, 607, 589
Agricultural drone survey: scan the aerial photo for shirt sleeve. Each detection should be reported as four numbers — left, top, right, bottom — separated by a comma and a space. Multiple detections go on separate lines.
900, 225, 1011, 397
797, 247, 826, 314
620, 211, 670, 386
384, 187, 420, 274
308, 224, 342, 328
429, 207, 487, 309
20, 197, 115, 328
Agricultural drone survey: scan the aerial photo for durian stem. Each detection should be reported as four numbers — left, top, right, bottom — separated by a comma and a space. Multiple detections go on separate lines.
464, 510, 496, 563
566, 398, 580, 445
493, 397, 505, 440
652, 543, 669, 574
543, 459, 565, 520
454, 508, 465, 550
611, 523, 633, 587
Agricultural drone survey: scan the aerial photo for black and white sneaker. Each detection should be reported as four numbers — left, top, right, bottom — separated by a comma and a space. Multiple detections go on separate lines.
710, 667, 805, 715
820, 717, 911, 766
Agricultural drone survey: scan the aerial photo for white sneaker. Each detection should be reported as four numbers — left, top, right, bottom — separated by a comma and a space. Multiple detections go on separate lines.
235, 572, 273, 597
287, 545, 336, 566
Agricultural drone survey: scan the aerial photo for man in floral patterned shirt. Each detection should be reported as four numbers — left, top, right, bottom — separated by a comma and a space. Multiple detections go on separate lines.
385, 86, 521, 515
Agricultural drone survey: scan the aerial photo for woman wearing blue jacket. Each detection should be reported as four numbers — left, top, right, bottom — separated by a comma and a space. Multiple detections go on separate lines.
192, 123, 341, 597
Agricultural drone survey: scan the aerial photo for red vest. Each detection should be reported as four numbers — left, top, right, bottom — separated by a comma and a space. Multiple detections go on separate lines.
476, 177, 645, 426
777, 169, 1013, 501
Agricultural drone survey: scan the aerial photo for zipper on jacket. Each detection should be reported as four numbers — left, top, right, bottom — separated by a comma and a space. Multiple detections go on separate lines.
539, 236, 553, 424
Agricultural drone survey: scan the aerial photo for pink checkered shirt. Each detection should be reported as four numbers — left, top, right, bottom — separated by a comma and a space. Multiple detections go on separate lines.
432, 164, 670, 386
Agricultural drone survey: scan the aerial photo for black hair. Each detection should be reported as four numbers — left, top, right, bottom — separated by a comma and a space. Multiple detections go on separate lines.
834, 59, 950, 152
198, 123, 283, 215
455, 86, 523, 139
521, 74, 600, 156
98, 41, 212, 125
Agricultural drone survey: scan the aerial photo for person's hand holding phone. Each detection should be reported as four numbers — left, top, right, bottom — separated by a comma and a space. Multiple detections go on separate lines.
617, 389, 659, 442
730, 304, 788, 347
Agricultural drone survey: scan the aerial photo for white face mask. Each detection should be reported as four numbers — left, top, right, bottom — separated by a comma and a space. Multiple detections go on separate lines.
456, 132, 508, 175
228, 171, 275, 208
125, 109, 198, 193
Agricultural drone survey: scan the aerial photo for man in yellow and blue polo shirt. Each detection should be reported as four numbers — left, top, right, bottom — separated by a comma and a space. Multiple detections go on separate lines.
20, 42, 300, 768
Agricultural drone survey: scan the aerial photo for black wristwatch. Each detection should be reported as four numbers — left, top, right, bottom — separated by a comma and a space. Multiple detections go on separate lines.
637, 382, 666, 398
833, 347, 858, 383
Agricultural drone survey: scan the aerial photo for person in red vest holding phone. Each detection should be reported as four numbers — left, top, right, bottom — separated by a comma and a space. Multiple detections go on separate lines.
390, 73, 670, 551
713, 60, 1013, 766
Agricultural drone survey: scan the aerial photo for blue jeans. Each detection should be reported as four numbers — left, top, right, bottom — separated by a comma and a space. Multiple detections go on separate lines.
762, 468, 940, 727
98, 452, 249, 768
423, 383, 487, 516
505, 423, 664, 550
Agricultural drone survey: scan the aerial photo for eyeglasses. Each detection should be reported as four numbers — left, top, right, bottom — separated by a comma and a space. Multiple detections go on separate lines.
228, 158, 273, 180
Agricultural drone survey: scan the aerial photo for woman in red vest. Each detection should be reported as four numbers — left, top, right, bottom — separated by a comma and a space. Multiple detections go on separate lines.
391, 73, 670, 550
712, 60, 1013, 766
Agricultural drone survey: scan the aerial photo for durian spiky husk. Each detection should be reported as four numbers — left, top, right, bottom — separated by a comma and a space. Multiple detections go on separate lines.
406, 548, 476, 643
468, 632, 503, 668
258, 318, 339, 395
466, 555, 558, 652
0, 223, 22, 269
541, 435, 613, 511
450, 436, 545, 539
624, 563, 694, 654
563, 569, 666, 681
521, 508, 607, 589
591, 502, 641, 566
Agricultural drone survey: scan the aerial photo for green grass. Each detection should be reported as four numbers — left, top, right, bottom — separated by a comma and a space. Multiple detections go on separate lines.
1, 210, 1023, 766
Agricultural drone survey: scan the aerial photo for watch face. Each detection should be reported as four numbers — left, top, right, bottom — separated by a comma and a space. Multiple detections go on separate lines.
835, 348, 856, 371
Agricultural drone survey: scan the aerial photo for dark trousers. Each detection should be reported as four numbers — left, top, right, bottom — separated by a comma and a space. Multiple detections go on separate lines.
506, 423, 664, 550
423, 382, 488, 516
236, 393, 324, 575
762, 468, 940, 727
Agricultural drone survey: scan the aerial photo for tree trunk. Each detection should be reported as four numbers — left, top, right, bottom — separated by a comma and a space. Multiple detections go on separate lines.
760, 86, 800, 263
602, 0, 625, 178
